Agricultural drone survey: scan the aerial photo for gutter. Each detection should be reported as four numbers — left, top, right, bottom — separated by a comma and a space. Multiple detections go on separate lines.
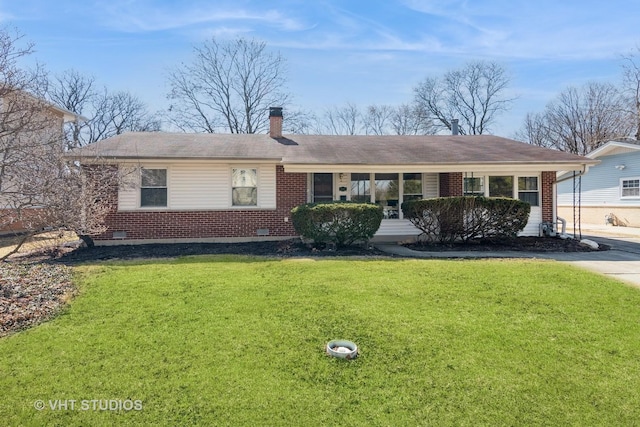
553, 164, 588, 184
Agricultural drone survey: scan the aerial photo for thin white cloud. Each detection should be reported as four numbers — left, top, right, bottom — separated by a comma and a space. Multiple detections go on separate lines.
97, 2, 310, 33
398, 0, 639, 61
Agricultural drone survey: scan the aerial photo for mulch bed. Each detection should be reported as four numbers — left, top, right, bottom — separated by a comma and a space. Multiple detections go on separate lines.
0, 236, 607, 338
37, 235, 608, 264
51, 239, 388, 264
0, 263, 75, 338
405, 236, 610, 253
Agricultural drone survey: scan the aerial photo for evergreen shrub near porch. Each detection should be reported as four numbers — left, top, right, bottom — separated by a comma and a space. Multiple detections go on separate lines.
402, 196, 531, 243
291, 201, 383, 247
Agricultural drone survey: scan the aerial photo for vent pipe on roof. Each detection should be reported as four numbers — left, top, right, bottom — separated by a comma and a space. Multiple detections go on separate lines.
451, 119, 459, 135
269, 107, 283, 138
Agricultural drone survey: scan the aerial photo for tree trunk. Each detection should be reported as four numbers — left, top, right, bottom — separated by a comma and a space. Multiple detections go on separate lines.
78, 234, 95, 248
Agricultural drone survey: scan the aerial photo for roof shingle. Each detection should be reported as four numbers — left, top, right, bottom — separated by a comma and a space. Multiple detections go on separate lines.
70, 132, 596, 166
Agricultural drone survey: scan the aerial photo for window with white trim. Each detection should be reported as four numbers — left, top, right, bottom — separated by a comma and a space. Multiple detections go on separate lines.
489, 176, 513, 198
140, 168, 167, 207
463, 176, 484, 196
232, 168, 258, 206
403, 173, 423, 202
518, 177, 539, 206
350, 173, 371, 203
621, 177, 640, 198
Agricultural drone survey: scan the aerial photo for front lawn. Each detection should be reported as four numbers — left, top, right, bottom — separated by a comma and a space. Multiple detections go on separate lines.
1, 256, 639, 425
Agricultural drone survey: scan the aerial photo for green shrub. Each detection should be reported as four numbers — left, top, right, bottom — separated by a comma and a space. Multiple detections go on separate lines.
402, 196, 531, 242
291, 201, 384, 247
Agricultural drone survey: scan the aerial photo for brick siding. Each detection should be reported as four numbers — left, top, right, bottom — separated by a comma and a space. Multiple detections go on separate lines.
439, 172, 463, 197
541, 171, 555, 223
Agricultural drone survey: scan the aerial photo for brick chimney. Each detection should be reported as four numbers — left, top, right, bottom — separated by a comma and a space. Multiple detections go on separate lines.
269, 107, 283, 138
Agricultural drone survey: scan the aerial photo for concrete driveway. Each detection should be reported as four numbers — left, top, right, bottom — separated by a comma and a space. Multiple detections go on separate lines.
376, 225, 640, 289
550, 226, 640, 288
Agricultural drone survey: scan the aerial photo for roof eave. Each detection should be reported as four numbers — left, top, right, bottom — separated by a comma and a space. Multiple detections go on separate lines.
282, 161, 597, 173
70, 155, 284, 163
587, 141, 640, 158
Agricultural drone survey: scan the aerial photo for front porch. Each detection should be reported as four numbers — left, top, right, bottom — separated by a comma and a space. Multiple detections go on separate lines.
297, 170, 554, 239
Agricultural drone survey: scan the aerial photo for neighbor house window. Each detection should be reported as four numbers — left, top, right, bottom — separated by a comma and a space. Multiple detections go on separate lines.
518, 177, 539, 206
403, 173, 423, 202
489, 176, 513, 198
464, 176, 484, 196
232, 168, 258, 206
621, 178, 640, 198
350, 173, 370, 203
140, 168, 167, 207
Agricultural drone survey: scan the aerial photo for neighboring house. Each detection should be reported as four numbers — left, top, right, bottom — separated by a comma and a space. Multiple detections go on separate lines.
557, 139, 640, 227
71, 108, 597, 244
0, 90, 81, 234
0, 89, 79, 135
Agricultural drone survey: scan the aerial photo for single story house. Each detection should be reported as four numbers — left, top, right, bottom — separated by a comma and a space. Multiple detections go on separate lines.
71, 108, 597, 245
557, 139, 640, 227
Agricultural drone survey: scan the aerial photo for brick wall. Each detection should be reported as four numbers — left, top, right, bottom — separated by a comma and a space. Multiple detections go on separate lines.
96, 165, 307, 241
439, 172, 463, 197
541, 171, 555, 223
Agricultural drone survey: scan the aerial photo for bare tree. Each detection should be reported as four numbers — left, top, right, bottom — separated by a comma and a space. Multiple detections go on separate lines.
88, 89, 160, 143
47, 69, 160, 147
516, 82, 634, 155
515, 112, 549, 147
282, 109, 316, 134
364, 105, 394, 135
314, 102, 435, 136
320, 103, 362, 135
0, 29, 125, 256
167, 37, 290, 134
47, 69, 94, 147
621, 48, 640, 139
414, 60, 513, 135
390, 104, 436, 135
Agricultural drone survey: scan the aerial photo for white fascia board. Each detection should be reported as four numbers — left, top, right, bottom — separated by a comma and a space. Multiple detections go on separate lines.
587, 141, 640, 158
77, 158, 281, 165
283, 163, 592, 173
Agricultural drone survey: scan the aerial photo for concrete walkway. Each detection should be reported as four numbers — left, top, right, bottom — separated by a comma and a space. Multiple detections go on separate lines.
375, 225, 640, 288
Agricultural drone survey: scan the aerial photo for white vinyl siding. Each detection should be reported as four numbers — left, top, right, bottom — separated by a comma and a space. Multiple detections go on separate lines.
258, 166, 276, 208
118, 163, 277, 211
172, 164, 228, 209
423, 173, 439, 198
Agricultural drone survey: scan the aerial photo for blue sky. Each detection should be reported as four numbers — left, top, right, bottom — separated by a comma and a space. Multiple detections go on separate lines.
1, 0, 638, 136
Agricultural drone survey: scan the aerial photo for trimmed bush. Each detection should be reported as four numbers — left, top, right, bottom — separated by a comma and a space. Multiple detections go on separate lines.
402, 196, 531, 242
291, 201, 384, 247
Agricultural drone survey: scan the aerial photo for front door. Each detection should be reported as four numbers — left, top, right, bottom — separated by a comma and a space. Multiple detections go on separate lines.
313, 173, 333, 202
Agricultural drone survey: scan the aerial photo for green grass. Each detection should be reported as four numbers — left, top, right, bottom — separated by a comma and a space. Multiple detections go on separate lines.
1, 256, 640, 426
